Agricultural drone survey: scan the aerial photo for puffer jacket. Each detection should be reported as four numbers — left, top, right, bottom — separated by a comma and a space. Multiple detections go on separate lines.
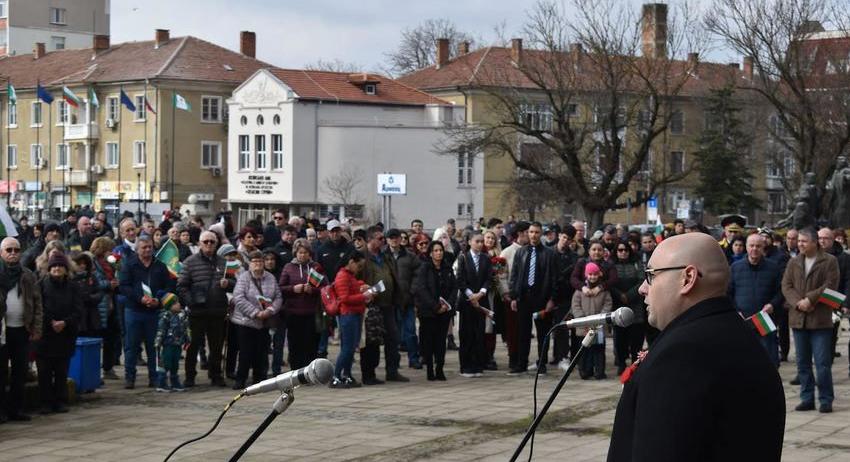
728, 257, 783, 318
231, 270, 282, 329
782, 251, 840, 330
571, 288, 612, 334
390, 247, 420, 309
177, 252, 234, 317
335, 267, 367, 316
92, 258, 114, 330
279, 258, 325, 316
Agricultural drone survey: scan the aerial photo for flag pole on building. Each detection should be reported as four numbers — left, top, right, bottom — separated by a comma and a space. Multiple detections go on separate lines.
5, 83, 11, 209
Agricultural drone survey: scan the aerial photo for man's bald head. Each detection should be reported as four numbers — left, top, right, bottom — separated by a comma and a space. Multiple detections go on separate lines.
640, 233, 730, 330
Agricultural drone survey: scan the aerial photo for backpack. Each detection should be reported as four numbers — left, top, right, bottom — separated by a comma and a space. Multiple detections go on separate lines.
320, 283, 340, 316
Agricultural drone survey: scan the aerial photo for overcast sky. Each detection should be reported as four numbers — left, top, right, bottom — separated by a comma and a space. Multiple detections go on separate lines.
110, 0, 735, 73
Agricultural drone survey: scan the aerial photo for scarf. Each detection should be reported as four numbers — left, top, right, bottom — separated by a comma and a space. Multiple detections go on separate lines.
0, 260, 23, 292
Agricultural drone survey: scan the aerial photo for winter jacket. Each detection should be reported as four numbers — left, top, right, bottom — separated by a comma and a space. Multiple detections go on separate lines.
0, 266, 43, 337
119, 256, 176, 312
782, 251, 840, 330
362, 251, 402, 308
555, 246, 579, 303
37, 276, 82, 358
825, 244, 850, 307
498, 243, 522, 298
65, 230, 94, 252
21, 238, 46, 272
177, 252, 233, 317
72, 271, 107, 333
231, 270, 282, 330
279, 259, 325, 316
389, 246, 420, 309
571, 258, 619, 292
273, 240, 294, 272
728, 257, 783, 318
413, 258, 458, 319
611, 258, 646, 324
93, 257, 116, 329
316, 238, 354, 282
335, 267, 367, 316
571, 287, 612, 335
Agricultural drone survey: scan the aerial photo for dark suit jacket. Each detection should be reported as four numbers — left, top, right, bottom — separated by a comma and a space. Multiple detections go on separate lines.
456, 251, 493, 312
509, 243, 558, 303
607, 296, 785, 462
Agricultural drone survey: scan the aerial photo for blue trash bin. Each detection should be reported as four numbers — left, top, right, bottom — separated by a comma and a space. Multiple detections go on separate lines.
69, 337, 102, 393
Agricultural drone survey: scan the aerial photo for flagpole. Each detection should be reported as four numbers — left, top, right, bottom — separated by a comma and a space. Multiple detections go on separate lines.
118, 85, 123, 211
5, 91, 10, 209
144, 80, 148, 216
170, 89, 175, 209
61, 95, 66, 213
48, 98, 53, 217
153, 84, 159, 208
88, 86, 93, 208
36, 83, 41, 223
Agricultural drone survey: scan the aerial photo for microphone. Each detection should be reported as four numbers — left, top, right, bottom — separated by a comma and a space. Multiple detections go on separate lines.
243, 358, 334, 396
561, 306, 635, 329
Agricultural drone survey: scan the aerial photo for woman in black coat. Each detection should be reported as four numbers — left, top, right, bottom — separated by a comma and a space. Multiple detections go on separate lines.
37, 253, 83, 414
412, 241, 457, 381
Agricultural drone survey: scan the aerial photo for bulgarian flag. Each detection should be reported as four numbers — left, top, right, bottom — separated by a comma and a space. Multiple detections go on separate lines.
63, 86, 81, 108
145, 96, 157, 114
818, 288, 847, 310
141, 282, 153, 298
0, 207, 18, 238
225, 259, 241, 278
749, 311, 777, 337
308, 267, 324, 287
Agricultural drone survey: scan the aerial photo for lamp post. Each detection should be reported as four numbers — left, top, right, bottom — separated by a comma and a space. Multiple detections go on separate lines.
136, 171, 142, 223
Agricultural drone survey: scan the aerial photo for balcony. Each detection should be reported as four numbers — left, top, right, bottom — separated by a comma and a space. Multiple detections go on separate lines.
63, 169, 91, 186
64, 123, 100, 141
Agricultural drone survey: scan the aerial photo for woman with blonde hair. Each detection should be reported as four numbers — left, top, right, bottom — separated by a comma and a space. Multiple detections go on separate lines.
36, 241, 72, 277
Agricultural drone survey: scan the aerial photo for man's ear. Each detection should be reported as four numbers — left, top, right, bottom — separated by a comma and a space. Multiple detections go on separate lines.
680, 266, 699, 295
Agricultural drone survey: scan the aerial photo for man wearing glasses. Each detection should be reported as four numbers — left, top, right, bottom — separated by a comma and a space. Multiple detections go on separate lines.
263, 209, 288, 248
0, 237, 42, 422
608, 233, 784, 462
177, 231, 233, 388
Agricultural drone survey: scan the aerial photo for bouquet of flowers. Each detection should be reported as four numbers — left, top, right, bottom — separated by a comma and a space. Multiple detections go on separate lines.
107, 252, 122, 271
490, 256, 507, 273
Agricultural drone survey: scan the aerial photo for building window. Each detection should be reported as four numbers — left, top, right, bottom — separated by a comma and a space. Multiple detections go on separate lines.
31, 102, 43, 126
50, 7, 66, 25
51, 36, 66, 50
134, 96, 146, 121
256, 114, 264, 126
666, 189, 688, 214
107, 97, 119, 122
567, 103, 579, 117
768, 114, 791, 139
670, 110, 684, 134
238, 135, 250, 170
669, 151, 685, 174
255, 135, 267, 170
133, 141, 146, 166
56, 144, 69, 169
30, 144, 44, 169
201, 141, 221, 168
457, 203, 474, 217
240, 115, 247, 126
319, 204, 342, 219
458, 152, 473, 186
271, 134, 284, 170
201, 96, 222, 122
0, 1, 7, 18
345, 205, 364, 219
7, 145, 17, 169
767, 192, 788, 214
7, 102, 16, 127
57, 101, 70, 125
365, 84, 376, 95
105, 142, 119, 168
273, 114, 281, 125
519, 103, 553, 131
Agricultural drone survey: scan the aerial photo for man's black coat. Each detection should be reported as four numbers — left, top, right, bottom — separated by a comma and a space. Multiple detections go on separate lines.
608, 296, 785, 462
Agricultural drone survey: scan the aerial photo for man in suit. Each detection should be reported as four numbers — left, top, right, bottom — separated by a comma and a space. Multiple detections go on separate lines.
456, 232, 493, 377
608, 233, 785, 462
509, 222, 559, 375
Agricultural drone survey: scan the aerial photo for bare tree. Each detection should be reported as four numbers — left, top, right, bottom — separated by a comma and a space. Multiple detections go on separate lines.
304, 58, 364, 73
384, 18, 476, 76
438, 0, 708, 230
322, 165, 364, 214
706, 0, 850, 208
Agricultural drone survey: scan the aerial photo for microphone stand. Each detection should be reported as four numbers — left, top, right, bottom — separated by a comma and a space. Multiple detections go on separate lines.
509, 327, 598, 462
229, 390, 295, 462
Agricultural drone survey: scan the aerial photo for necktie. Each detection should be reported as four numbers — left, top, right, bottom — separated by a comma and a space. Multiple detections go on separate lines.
528, 246, 536, 287
472, 253, 479, 272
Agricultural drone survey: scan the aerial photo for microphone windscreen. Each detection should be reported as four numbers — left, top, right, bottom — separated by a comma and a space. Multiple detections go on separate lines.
312, 358, 335, 385
613, 307, 635, 327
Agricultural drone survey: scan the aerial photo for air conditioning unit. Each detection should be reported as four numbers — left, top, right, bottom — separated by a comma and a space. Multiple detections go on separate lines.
211, 167, 222, 177
106, 118, 116, 128
91, 164, 104, 175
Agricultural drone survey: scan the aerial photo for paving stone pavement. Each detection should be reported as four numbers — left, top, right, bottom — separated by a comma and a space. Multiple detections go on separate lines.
1, 324, 850, 461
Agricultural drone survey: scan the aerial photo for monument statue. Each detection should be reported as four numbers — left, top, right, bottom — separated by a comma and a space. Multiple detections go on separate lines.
826, 156, 850, 228
776, 172, 819, 230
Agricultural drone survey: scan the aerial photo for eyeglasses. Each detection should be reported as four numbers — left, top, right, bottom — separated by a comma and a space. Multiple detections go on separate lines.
644, 266, 702, 285
200, 240, 217, 244
4, 248, 20, 253
273, 216, 285, 220
417, 242, 428, 247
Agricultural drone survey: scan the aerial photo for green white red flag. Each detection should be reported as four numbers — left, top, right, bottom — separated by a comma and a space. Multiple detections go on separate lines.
63, 86, 81, 108
818, 288, 846, 310
308, 267, 324, 287
749, 311, 777, 337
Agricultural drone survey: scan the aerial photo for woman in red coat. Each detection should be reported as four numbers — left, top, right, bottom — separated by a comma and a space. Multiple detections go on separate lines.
279, 241, 327, 370
330, 251, 373, 389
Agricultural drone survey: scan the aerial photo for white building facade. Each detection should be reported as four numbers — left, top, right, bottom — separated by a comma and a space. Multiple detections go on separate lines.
226, 68, 483, 229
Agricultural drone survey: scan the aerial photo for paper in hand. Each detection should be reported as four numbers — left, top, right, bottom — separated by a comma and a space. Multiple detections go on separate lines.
366, 280, 386, 295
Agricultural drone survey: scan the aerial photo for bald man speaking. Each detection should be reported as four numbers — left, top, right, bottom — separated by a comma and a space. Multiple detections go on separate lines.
607, 233, 785, 462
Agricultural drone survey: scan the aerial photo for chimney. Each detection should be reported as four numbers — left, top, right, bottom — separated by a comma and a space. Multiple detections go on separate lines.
727, 62, 740, 69
93, 34, 110, 52
240, 31, 256, 58
641, 3, 668, 59
458, 41, 470, 55
742, 56, 753, 80
436, 38, 450, 68
687, 52, 699, 70
155, 29, 170, 49
33, 42, 46, 59
511, 38, 523, 66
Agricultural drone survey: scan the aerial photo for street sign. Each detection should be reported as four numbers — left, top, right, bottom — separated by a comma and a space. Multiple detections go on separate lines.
377, 173, 406, 195
646, 196, 658, 222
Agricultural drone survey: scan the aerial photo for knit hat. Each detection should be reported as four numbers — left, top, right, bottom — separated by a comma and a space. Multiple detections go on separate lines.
217, 243, 237, 257
48, 253, 70, 270
584, 262, 601, 277
161, 292, 179, 310
44, 222, 62, 236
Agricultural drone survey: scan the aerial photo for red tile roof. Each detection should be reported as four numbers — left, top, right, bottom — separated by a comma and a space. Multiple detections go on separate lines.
398, 46, 745, 98
0, 36, 274, 89
268, 68, 451, 106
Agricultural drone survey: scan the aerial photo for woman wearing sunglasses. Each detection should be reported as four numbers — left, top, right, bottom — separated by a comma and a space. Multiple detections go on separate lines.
610, 242, 646, 375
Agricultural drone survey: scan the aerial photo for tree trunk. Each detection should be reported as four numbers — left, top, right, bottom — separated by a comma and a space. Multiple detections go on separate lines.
582, 206, 606, 234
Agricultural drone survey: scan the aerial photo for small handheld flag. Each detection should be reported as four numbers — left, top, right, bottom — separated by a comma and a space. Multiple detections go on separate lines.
818, 288, 846, 310
749, 311, 778, 337
225, 260, 241, 278
256, 295, 273, 309
141, 282, 153, 298
155, 239, 183, 278
308, 267, 324, 287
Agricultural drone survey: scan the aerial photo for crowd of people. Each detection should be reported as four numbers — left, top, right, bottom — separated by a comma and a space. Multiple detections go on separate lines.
0, 207, 848, 421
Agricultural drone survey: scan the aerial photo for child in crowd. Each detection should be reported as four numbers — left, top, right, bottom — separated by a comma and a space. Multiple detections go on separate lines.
570, 262, 612, 380
155, 293, 190, 392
